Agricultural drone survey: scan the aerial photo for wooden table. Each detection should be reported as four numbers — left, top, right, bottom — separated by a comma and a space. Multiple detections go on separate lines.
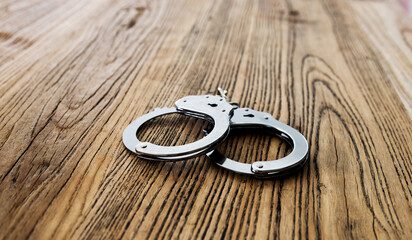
1, 0, 412, 239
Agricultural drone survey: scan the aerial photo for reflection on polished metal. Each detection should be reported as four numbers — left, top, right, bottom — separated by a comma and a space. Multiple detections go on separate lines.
206, 108, 309, 178
123, 95, 236, 160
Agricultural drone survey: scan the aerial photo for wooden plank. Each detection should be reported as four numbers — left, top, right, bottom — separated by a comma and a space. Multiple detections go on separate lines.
0, 0, 411, 239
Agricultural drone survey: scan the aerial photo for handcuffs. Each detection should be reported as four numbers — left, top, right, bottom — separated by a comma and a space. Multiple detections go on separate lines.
123, 89, 308, 178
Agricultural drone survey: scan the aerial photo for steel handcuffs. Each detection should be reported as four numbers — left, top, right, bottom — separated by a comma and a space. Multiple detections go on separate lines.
122, 91, 309, 178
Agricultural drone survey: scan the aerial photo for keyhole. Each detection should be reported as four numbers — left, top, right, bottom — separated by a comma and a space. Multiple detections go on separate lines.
208, 103, 218, 107
243, 114, 255, 118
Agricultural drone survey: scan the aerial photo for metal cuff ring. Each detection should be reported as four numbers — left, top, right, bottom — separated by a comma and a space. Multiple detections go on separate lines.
123, 95, 235, 160
206, 108, 309, 178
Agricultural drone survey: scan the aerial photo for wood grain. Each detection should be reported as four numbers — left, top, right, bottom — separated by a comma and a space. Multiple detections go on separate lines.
0, 0, 411, 239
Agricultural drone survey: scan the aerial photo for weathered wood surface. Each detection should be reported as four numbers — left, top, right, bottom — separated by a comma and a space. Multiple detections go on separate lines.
0, 0, 412, 239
